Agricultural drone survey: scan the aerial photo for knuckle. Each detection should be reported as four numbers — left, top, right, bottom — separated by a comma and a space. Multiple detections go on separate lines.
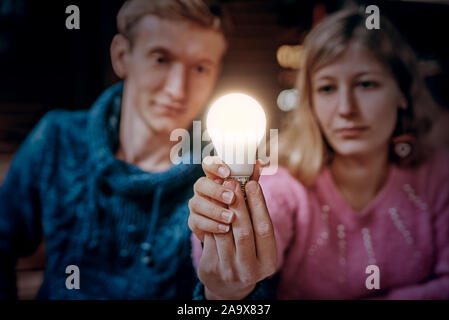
221, 269, 237, 283
187, 215, 196, 231
194, 177, 207, 192
212, 186, 224, 200
239, 272, 256, 286
255, 223, 273, 238
203, 155, 216, 167
189, 196, 204, 213
213, 186, 225, 200
213, 205, 223, 219
199, 261, 217, 278
235, 229, 252, 245
193, 180, 200, 193
188, 197, 196, 211
202, 156, 211, 165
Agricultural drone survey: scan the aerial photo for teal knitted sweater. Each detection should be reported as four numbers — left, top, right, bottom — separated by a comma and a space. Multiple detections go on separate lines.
0, 83, 204, 299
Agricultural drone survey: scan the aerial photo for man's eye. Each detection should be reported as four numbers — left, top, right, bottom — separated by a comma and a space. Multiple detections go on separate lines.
150, 53, 168, 64
196, 65, 205, 73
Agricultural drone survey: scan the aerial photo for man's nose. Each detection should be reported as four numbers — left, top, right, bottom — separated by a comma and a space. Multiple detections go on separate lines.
164, 63, 187, 102
337, 85, 357, 117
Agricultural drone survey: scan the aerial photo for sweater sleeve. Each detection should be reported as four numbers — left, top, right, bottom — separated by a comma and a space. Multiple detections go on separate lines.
381, 150, 449, 299
190, 167, 299, 299
0, 111, 57, 299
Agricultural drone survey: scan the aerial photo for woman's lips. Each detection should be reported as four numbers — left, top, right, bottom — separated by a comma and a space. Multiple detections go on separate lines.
334, 126, 368, 138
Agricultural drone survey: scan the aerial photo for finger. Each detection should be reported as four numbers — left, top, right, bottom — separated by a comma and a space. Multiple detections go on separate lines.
200, 178, 230, 208
192, 227, 205, 243
202, 156, 231, 180
194, 177, 235, 205
250, 159, 270, 182
208, 196, 228, 209
189, 195, 235, 224
214, 232, 236, 273
245, 180, 277, 277
201, 233, 218, 267
189, 211, 231, 237
251, 160, 262, 182
224, 180, 257, 263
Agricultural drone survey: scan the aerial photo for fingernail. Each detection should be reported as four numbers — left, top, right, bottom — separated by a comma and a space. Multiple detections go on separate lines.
221, 210, 233, 223
218, 166, 230, 178
222, 191, 234, 204
246, 181, 258, 194
218, 224, 229, 232
214, 179, 222, 185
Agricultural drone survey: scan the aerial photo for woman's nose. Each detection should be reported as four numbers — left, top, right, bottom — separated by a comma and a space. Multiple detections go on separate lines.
337, 86, 357, 117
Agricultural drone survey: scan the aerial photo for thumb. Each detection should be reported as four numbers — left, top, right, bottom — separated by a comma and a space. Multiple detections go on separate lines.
250, 159, 270, 182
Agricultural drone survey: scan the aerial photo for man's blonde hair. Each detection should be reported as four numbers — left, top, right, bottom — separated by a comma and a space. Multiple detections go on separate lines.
117, 0, 230, 46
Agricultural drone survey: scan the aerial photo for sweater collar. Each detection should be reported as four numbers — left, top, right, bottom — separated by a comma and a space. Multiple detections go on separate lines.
87, 82, 202, 196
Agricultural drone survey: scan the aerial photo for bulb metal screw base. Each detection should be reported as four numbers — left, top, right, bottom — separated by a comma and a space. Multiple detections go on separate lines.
231, 176, 250, 196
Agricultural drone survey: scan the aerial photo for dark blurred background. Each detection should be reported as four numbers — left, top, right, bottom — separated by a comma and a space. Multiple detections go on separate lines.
1, 0, 449, 299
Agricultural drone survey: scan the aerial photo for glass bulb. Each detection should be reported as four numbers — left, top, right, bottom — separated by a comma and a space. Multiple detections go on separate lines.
206, 93, 266, 187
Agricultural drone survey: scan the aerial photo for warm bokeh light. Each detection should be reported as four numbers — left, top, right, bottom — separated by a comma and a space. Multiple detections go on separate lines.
277, 88, 299, 112
276, 45, 303, 69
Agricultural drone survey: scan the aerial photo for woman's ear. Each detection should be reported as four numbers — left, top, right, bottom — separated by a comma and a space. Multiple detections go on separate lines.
398, 94, 407, 110
110, 34, 130, 79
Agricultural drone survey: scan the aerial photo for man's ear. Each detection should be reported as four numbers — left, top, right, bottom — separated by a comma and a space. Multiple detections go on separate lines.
110, 34, 130, 79
395, 88, 408, 110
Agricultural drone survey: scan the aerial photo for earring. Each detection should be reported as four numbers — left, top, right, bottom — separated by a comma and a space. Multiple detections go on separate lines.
392, 134, 415, 158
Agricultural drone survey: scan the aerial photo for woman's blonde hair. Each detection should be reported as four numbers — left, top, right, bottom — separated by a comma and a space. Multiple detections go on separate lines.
279, 7, 433, 186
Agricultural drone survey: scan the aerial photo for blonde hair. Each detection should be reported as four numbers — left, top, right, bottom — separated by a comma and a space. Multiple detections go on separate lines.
280, 8, 432, 186
117, 0, 230, 46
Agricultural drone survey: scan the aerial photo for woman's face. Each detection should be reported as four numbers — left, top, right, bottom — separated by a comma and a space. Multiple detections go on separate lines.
311, 42, 406, 158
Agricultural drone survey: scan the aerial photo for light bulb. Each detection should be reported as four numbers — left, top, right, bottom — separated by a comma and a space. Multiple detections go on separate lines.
206, 93, 267, 191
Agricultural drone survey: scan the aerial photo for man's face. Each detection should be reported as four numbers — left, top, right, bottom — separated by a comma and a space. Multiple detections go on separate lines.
122, 15, 227, 134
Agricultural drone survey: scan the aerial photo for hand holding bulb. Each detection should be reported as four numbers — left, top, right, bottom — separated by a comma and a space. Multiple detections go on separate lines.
187, 93, 277, 300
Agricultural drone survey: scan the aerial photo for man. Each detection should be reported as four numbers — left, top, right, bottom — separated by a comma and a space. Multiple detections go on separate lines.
0, 0, 227, 299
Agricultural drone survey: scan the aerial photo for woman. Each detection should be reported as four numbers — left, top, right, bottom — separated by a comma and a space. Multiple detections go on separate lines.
188, 8, 449, 299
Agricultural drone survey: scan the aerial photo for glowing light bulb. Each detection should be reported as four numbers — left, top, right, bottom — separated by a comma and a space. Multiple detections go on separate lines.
207, 93, 267, 189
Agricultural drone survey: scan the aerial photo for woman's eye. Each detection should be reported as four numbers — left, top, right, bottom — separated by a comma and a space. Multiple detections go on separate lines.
156, 56, 166, 63
358, 81, 377, 88
318, 85, 335, 93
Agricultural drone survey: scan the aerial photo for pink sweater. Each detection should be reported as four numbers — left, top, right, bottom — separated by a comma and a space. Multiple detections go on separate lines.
191, 150, 449, 299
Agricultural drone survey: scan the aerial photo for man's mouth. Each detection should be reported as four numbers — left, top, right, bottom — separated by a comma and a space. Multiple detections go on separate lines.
155, 104, 185, 118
